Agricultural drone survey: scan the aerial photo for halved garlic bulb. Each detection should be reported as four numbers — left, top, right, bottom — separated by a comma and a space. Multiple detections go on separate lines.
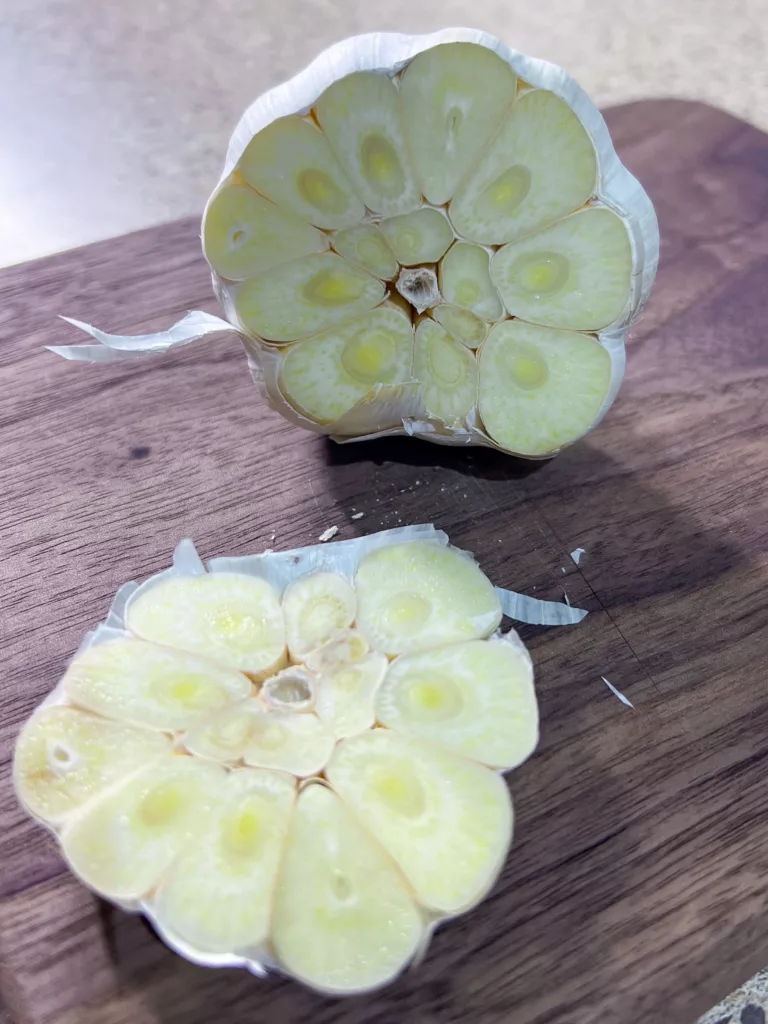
375, 638, 538, 769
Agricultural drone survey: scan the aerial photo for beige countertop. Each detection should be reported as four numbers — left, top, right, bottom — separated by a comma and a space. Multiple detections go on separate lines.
3, 3, 768, 1021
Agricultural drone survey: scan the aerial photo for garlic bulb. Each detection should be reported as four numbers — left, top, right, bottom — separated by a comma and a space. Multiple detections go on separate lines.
53, 29, 658, 460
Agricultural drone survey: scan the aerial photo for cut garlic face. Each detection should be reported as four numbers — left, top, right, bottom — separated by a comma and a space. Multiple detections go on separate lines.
331, 224, 397, 281
283, 571, 357, 661
62, 637, 252, 730
315, 652, 388, 739
413, 319, 478, 427
153, 769, 295, 954
399, 42, 518, 206
433, 304, 488, 350
126, 572, 286, 680
61, 756, 226, 901
327, 730, 513, 914
490, 207, 632, 331
60, 31, 657, 459
236, 252, 386, 344
13, 706, 171, 826
375, 639, 538, 769
203, 182, 329, 281
206, 34, 651, 456
238, 115, 365, 230
271, 783, 424, 995
478, 319, 612, 455
449, 89, 598, 245
438, 242, 504, 322
355, 541, 501, 654
279, 305, 413, 424
14, 531, 542, 993
316, 71, 420, 218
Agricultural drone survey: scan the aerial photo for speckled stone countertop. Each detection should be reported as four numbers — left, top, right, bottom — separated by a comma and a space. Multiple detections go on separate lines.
3, 2, 768, 1020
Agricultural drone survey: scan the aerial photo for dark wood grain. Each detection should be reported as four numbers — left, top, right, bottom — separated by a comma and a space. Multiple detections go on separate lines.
1, 98, 767, 1024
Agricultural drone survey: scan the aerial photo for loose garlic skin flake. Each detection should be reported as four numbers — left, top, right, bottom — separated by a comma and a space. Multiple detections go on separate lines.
60, 30, 657, 460
15, 532, 542, 992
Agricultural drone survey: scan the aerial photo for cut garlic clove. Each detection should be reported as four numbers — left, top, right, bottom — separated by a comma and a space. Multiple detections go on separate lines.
236, 252, 385, 344
327, 729, 513, 914
433, 305, 488, 350
61, 757, 226, 901
243, 707, 334, 777
260, 667, 316, 713
450, 90, 597, 245
271, 782, 423, 995
315, 652, 388, 739
238, 115, 365, 230
375, 639, 538, 769
153, 769, 295, 954
305, 628, 370, 673
279, 305, 413, 425
490, 206, 632, 331
332, 223, 398, 280
182, 701, 262, 764
413, 319, 478, 426
355, 541, 501, 655
316, 71, 420, 217
478, 319, 612, 456
282, 571, 357, 661
13, 706, 171, 826
203, 182, 328, 281
62, 637, 252, 731
399, 42, 517, 206
379, 208, 453, 267
438, 242, 504, 321
126, 573, 286, 681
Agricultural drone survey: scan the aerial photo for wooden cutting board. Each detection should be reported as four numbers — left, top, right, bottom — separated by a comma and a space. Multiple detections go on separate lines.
1, 98, 767, 1024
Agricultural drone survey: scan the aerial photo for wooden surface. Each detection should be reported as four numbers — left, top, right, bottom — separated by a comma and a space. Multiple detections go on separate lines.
1, 98, 767, 1024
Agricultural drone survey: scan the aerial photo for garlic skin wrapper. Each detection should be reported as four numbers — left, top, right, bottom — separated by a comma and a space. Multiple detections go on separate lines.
13, 526, 566, 995
52, 28, 658, 460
